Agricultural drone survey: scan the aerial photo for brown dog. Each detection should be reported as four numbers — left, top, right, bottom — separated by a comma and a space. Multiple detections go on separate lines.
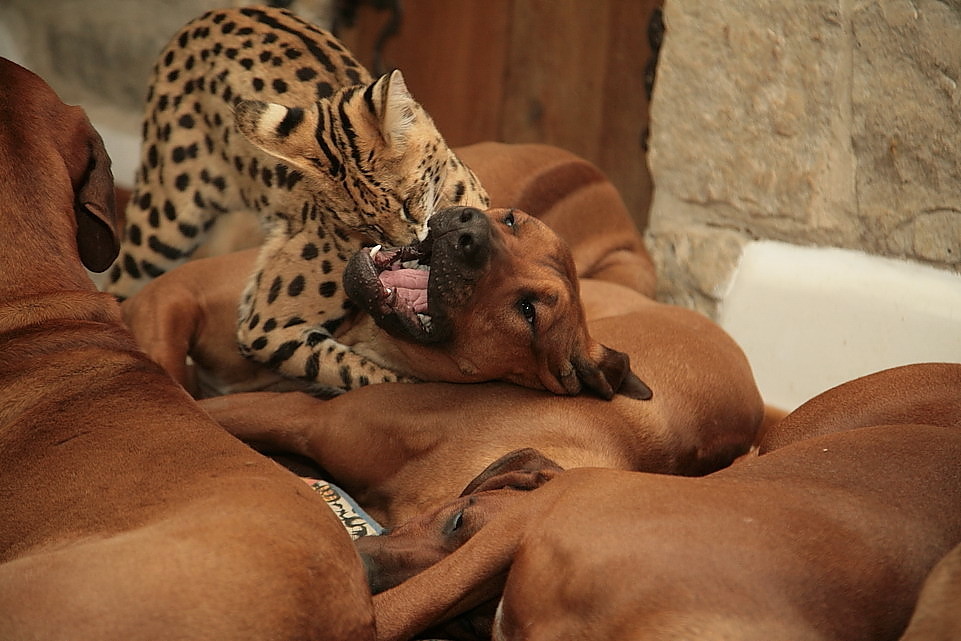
198, 278, 764, 527
0, 59, 375, 640
359, 363, 961, 641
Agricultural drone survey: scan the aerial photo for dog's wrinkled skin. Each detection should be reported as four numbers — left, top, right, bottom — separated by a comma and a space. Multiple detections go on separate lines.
0, 58, 374, 641
360, 363, 961, 641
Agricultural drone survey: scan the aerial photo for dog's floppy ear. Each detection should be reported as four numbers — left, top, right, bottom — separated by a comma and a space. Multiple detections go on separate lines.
460, 448, 564, 496
74, 123, 120, 272
574, 343, 653, 401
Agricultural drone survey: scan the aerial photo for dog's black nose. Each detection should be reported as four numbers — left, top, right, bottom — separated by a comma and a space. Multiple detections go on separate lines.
430, 206, 491, 268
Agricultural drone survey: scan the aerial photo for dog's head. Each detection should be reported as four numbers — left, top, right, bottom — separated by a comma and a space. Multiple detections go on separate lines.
355, 448, 563, 596
0, 58, 120, 274
343, 206, 652, 400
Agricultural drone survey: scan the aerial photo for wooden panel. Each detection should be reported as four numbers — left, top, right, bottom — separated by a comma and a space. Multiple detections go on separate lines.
501, 0, 611, 156
338, 1, 512, 146
502, 0, 656, 227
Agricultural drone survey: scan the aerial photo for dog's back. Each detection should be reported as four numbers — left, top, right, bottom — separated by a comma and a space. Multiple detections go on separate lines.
0, 58, 374, 641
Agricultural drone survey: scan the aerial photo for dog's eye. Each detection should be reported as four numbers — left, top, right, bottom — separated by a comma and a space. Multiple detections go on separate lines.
503, 210, 515, 228
519, 299, 536, 327
447, 510, 465, 534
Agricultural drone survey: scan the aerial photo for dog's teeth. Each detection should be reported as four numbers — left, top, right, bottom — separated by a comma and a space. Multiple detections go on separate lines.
370, 245, 382, 259
418, 313, 433, 331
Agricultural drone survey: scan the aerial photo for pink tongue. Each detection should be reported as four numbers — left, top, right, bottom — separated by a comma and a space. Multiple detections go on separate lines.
379, 268, 429, 313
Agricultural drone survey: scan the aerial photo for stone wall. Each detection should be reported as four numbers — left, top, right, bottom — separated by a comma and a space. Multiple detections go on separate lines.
647, 0, 961, 317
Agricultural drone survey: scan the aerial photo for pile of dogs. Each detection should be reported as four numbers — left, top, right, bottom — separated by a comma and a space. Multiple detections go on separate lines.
1, 32, 960, 641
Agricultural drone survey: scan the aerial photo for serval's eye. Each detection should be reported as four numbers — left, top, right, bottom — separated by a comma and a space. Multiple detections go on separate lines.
503, 210, 515, 228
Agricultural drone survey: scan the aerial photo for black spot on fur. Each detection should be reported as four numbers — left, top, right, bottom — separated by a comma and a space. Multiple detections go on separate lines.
175, 173, 190, 191
178, 114, 195, 128
267, 340, 301, 368
276, 107, 304, 137
321, 260, 332, 274
322, 317, 344, 334
251, 336, 268, 350
267, 276, 283, 303
142, 261, 165, 278
178, 222, 199, 238
287, 274, 305, 297
319, 281, 337, 297
272, 78, 289, 94
148, 235, 183, 261
339, 365, 352, 387
263, 318, 277, 332
129, 224, 142, 246
123, 254, 141, 279
301, 243, 319, 260
248, 313, 260, 330
284, 317, 307, 328
305, 353, 319, 380
296, 67, 317, 82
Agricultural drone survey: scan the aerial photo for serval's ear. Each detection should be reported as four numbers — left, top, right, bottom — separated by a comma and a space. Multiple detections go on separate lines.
368, 69, 418, 148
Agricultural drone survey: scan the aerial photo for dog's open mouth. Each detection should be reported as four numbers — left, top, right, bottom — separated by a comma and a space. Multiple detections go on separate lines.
343, 236, 443, 343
